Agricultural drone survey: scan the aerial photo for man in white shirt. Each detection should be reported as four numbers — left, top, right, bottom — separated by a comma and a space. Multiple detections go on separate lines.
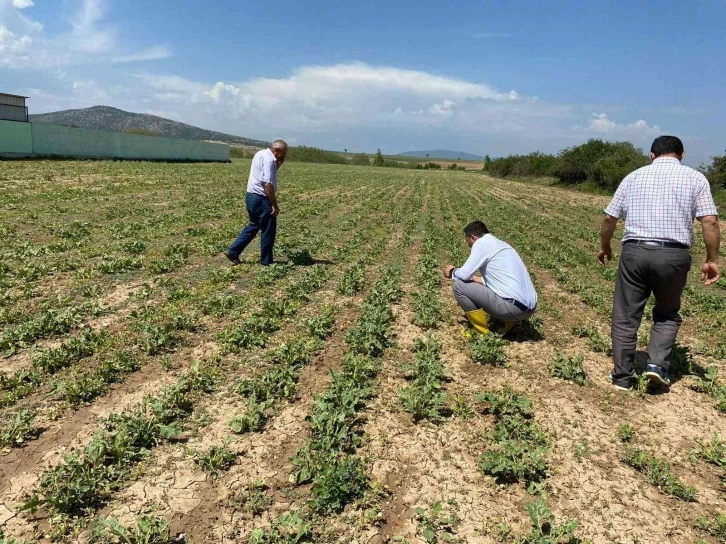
599, 135, 720, 390
444, 221, 538, 335
225, 140, 288, 266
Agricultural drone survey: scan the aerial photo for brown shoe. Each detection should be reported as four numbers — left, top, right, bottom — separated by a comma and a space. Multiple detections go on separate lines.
223, 251, 241, 266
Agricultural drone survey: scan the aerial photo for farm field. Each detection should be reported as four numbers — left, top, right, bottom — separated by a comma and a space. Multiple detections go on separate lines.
1, 159, 726, 544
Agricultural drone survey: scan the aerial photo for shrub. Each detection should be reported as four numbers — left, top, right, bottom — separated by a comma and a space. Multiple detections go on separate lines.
700, 150, 726, 189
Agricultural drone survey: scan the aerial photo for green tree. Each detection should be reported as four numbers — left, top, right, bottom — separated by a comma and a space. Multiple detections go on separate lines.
373, 149, 385, 167
123, 127, 159, 137
701, 150, 726, 189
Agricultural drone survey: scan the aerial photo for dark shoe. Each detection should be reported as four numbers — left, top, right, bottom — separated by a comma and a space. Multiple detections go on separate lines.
610, 373, 633, 391
223, 251, 241, 266
645, 364, 671, 387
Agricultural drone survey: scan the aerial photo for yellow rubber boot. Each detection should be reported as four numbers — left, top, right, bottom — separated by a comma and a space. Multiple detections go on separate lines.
502, 320, 523, 336
464, 309, 490, 335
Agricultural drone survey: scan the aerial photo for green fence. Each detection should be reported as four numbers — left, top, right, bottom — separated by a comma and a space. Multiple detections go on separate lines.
0, 120, 33, 156
0, 121, 229, 162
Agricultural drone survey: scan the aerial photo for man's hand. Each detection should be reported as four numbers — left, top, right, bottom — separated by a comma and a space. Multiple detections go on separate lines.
598, 245, 612, 266
702, 262, 721, 286
271, 206, 280, 217
443, 265, 455, 279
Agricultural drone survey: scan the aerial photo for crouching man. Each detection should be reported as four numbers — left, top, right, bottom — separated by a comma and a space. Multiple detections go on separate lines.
443, 221, 538, 335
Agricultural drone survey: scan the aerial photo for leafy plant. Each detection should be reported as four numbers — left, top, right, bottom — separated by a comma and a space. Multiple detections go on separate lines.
695, 512, 726, 541
89, 512, 173, 544
414, 500, 462, 543
469, 333, 507, 366
622, 448, 697, 502
232, 480, 273, 516
190, 439, 237, 477
0, 409, 38, 447
248, 510, 312, 543
518, 498, 583, 544
617, 423, 635, 443
551, 352, 587, 386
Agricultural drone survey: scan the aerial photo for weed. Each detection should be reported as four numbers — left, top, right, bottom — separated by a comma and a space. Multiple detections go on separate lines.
98, 256, 142, 274
551, 352, 587, 386
622, 448, 697, 502
450, 396, 475, 419
617, 423, 635, 443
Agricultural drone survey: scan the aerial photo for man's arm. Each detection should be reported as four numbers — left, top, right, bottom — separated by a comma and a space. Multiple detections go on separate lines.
444, 240, 490, 281
264, 183, 279, 216
699, 215, 721, 286
598, 215, 619, 265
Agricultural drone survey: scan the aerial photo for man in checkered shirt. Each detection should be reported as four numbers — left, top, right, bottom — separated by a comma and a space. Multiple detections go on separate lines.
599, 135, 721, 390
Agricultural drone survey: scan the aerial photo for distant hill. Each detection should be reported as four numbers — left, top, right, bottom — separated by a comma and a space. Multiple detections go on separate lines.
29, 106, 269, 146
398, 150, 485, 161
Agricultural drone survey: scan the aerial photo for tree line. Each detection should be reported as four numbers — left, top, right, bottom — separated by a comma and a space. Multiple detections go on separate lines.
483, 139, 726, 191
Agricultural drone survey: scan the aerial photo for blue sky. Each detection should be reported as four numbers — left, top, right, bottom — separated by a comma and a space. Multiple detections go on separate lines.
1, 0, 725, 165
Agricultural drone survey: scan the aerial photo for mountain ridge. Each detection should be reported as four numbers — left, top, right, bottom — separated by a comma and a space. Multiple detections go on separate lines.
398, 149, 485, 161
29, 106, 269, 146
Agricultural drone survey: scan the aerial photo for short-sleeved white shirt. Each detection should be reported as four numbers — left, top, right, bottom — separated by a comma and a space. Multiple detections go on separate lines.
246, 148, 278, 197
453, 234, 538, 309
604, 157, 718, 247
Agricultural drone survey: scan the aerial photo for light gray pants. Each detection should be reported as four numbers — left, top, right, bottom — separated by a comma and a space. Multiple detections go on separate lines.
453, 279, 535, 322
611, 243, 691, 383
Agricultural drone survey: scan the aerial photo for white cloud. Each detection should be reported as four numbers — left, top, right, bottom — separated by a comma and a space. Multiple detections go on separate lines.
0, 0, 171, 68
132, 62, 538, 136
428, 99, 455, 116
573, 112, 661, 137
113, 45, 172, 63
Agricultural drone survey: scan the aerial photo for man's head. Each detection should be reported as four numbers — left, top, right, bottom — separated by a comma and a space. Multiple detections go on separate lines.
650, 136, 685, 161
270, 139, 288, 166
463, 221, 489, 247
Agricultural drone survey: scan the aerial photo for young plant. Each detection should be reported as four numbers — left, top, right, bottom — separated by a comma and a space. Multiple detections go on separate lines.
469, 333, 507, 367
617, 423, 635, 443
89, 513, 172, 544
622, 448, 697, 502
519, 498, 583, 544
0, 409, 38, 448
190, 439, 237, 477
414, 500, 462, 544
551, 352, 587, 386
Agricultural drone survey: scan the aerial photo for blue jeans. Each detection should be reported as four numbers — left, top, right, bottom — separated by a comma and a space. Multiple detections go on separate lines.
228, 193, 277, 265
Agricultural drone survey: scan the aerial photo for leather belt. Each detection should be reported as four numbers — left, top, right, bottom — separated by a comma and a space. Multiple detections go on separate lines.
624, 239, 688, 250
503, 298, 533, 312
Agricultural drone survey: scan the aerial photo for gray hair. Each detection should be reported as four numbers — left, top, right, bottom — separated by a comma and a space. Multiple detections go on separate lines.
271, 139, 288, 150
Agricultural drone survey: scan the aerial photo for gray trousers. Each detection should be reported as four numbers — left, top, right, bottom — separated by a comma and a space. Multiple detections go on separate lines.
453, 279, 535, 322
611, 243, 691, 383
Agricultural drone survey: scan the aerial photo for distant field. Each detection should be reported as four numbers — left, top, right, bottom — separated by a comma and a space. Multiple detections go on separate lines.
1, 159, 725, 543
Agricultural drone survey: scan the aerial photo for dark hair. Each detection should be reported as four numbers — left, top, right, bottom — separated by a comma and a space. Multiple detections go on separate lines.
464, 221, 489, 238
651, 136, 684, 158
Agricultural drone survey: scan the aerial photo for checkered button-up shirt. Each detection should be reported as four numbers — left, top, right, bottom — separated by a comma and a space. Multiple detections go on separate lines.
604, 157, 718, 247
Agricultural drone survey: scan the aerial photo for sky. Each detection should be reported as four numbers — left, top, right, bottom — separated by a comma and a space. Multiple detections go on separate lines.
1, 0, 725, 165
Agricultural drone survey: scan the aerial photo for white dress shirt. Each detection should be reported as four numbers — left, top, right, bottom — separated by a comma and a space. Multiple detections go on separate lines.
453, 234, 538, 310
246, 148, 278, 197
604, 157, 718, 247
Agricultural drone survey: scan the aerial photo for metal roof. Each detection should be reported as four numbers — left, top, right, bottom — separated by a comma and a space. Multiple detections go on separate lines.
0, 93, 30, 99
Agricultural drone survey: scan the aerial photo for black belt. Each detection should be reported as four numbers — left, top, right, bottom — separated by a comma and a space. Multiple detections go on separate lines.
624, 240, 688, 250
503, 298, 533, 312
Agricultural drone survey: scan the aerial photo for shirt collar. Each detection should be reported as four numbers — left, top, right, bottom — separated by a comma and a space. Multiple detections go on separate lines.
652, 157, 681, 165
